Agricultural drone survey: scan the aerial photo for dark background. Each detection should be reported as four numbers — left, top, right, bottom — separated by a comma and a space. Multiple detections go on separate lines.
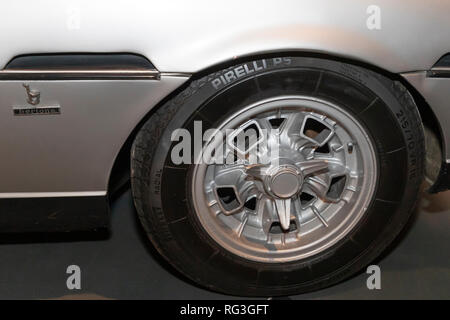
0, 188, 448, 300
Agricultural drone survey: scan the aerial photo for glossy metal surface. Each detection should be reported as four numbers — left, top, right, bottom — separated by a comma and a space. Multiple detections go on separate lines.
0, 76, 188, 194
0, 69, 160, 80
0, 0, 449, 74
401, 72, 450, 159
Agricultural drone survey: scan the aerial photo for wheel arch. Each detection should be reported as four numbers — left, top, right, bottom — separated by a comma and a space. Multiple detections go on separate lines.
108, 51, 445, 198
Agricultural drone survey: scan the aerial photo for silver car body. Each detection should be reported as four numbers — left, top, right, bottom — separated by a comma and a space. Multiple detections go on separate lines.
0, 1, 449, 227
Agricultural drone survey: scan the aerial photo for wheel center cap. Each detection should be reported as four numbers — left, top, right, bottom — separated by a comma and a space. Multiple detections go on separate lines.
269, 167, 303, 199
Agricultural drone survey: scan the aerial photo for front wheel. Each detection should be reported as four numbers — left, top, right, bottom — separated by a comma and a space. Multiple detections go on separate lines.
131, 57, 424, 296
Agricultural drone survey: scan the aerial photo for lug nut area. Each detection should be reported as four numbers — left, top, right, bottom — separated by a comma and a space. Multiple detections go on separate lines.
266, 166, 303, 199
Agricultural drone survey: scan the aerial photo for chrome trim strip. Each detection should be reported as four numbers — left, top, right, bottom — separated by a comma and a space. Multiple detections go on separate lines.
160, 72, 192, 78
0, 69, 160, 80
427, 67, 450, 78
0, 191, 107, 198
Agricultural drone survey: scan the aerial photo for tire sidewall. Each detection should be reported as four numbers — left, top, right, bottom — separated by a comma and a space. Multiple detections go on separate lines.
141, 57, 423, 295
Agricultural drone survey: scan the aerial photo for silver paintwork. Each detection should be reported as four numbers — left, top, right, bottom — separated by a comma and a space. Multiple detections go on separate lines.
0, 76, 188, 193
191, 96, 377, 262
1, 1, 450, 73
401, 72, 450, 159
0, 0, 449, 196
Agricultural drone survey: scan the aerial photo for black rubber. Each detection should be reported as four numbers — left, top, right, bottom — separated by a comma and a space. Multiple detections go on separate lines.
131, 57, 424, 296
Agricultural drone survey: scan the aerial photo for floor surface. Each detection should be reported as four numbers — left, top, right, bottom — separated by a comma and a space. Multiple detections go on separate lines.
0, 189, 448, 299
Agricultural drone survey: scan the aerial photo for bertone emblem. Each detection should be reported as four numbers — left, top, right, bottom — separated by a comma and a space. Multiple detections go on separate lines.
13, 83, 61, 116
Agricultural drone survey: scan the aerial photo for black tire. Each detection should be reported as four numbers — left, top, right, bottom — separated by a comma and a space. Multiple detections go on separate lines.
131, 57, 424, 296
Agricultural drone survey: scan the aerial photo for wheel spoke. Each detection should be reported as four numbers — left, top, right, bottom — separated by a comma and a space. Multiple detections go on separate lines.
245, 163, 270, 181
274, 198, 292, 231
213, 164, 245, 186
280, 112, 304, 137
257, 196, 274, 237
326, 160, 349, 177
296, 159, 329, 176
239, 182, 259, 205
304, 175, 330, 199
254, 118, 273, 132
